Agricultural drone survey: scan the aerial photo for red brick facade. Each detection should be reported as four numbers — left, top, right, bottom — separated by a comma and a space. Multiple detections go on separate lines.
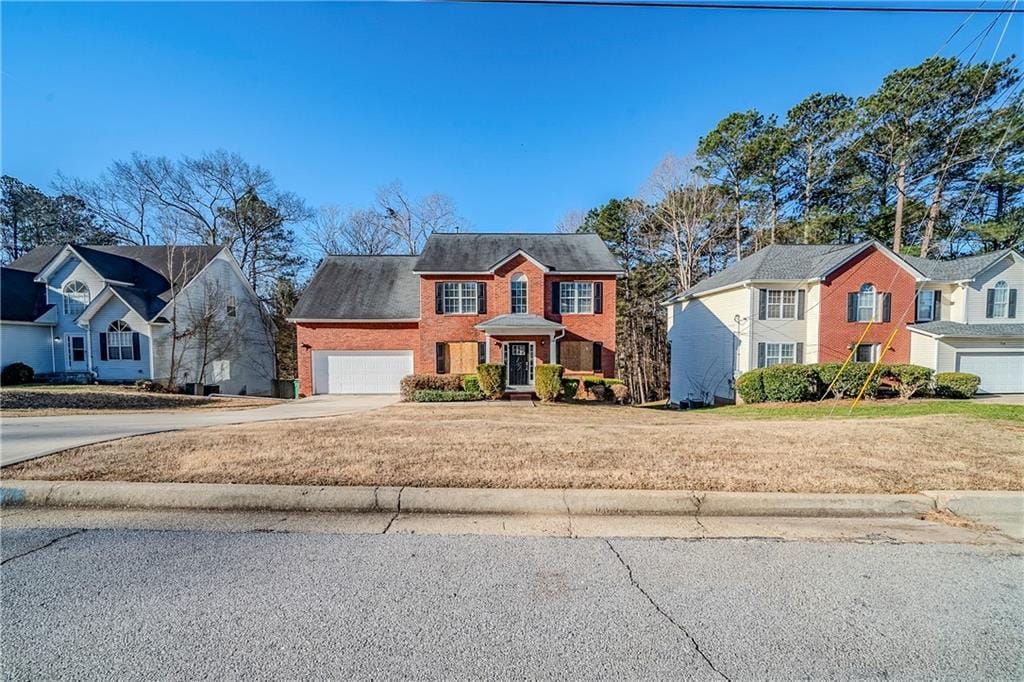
295, 253, 617, 395
817, 245, 917, 363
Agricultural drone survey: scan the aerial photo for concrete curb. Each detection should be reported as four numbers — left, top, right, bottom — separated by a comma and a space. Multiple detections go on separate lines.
0, 480, 1005, 518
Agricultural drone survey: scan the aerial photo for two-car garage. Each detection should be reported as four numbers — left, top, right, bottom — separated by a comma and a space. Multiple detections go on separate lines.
311, 351, 414, 394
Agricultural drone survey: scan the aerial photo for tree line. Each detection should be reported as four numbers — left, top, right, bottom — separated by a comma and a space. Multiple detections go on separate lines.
566, 55, 1023, 402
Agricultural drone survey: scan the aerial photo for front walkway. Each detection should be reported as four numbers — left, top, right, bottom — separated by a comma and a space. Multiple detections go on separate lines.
0, 395, 398, 467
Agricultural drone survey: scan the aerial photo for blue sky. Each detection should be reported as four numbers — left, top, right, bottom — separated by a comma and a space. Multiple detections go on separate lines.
2, 2, 1020, 233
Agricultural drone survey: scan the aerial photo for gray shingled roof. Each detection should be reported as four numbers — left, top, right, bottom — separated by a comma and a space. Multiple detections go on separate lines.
1, 268, 51, 322
290, 256, 421, 320
670, 242, 873, 300
908, 321, 1024, 338
901, 250, 1017, 281
475, 314, 564, 330
4, 244, 225, 322
413, 233, 622, 273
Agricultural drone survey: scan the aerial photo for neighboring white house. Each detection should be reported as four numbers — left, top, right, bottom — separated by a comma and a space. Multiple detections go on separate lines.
1, 244, 275, 395
664, 242, 1023, 405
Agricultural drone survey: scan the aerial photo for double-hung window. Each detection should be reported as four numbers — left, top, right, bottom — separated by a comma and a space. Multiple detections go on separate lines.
107, 320, 134, 361
855, 343, 876, 363
226, 295, 237, 318
63, 281, 90, 315
916, 291, 935, 322
511, 274, 528, 314
764, 343, 796, 367
560, 282, 594, 314
857, 284, 876, 322
992, 281, 1009, 318
443, 282, 478, 314
766, 290, 797, 319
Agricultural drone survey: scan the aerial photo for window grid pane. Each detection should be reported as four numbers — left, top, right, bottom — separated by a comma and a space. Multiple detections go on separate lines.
511, 280, 527, 314
560, 283, 575, 314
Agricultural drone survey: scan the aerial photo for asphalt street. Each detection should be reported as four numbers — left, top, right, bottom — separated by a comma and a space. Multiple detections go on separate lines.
0, 395, 398, 466
2, 522, 1021, 680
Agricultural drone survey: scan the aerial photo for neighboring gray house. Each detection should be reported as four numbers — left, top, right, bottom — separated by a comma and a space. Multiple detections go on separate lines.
1, 244, 275, 395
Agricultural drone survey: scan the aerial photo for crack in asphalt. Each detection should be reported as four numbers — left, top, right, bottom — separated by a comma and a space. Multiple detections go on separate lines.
604, 538, 730, 681
1, 528, 86, 566
382, 487, 405, 534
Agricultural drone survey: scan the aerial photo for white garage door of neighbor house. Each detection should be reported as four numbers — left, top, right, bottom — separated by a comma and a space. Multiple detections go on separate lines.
956, 352, 1024, 394
312, 351, 414, 394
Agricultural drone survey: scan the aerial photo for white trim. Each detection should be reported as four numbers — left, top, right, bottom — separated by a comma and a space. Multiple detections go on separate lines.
84, 321, 93, 373
76, 287, 121, 324
488, 249, 550, 273
64, 333, 87, 370
147, 322, 156, 378
0, 320, 55, 326
484, 333, 491, 362
502, 340, 536, 389
967, 249, 1023, 284
287, 318, 421, 324
820, 240, 927, 282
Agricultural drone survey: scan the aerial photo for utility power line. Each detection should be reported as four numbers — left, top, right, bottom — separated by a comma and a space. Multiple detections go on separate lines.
437, 0, 1024, 13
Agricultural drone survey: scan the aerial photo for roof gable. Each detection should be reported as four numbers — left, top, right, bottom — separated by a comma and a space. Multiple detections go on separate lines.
900, 249, 1020, 281
413, 233, 622, 273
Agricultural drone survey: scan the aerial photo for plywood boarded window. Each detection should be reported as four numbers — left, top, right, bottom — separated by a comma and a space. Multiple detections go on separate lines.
447, 342, 479, 375
559, 341, 593, 372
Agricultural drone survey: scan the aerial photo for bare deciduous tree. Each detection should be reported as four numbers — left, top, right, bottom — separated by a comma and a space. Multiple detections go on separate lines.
308, 204, 397, 257
376, 181, 463, 254
554, 209, 586, 234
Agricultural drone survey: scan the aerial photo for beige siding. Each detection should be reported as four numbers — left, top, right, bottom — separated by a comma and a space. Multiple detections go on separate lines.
963, 253, 1024, 323
909, 332, 937, 368
936, 337, 1024, 373
916, 284, 958, 322
749, 284, 814, 365
668, 286, 750, 404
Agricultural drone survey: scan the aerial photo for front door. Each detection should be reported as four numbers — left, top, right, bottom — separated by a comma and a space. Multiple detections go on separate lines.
507, 342, 530, 387
65, 334, 87, 370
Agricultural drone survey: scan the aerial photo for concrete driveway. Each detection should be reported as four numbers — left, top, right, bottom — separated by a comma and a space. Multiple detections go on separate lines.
0, 395, 398, 467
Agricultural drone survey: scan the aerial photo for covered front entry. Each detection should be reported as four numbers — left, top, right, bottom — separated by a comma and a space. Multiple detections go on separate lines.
311, 350, 414, 394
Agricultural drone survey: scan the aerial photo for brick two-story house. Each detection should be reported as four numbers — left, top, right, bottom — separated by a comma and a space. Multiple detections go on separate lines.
665, 240, 1023, 404
289, 233, 623, 395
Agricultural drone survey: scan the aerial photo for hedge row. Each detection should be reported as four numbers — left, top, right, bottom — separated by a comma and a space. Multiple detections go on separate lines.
413, 389, 484, 402
736, 363, 980, 403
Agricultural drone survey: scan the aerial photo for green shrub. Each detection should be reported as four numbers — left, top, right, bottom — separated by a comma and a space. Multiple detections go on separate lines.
0, 362, 34, 386
581, 375, 604, 389
817, 362, 883, 399
535, 364, 564, 402
762, 364, 819, 402
462, 374, 480, 394
602, 378, 624, 386
477, 363, 506, 399
888, 364, 934, 399
400, 374, 463, 401
413, 389, 483, 402
934, 372, 981, 399
735, 369, 767, 404
561, 378, 581, 400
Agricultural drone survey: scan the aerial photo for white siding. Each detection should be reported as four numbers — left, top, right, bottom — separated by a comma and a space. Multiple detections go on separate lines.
150, 254, 275, 395
964, 253, 1024, 323
89, 297, 151, 382
0, 323, 55, 374
668, 286, 750, 405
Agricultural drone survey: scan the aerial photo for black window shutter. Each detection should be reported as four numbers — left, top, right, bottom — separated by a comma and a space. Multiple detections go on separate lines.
477, 341, 486, 366
593, 342, 603, 372
914, 293, 921, 323
99, 333, 108, 361
435, 342, 446, 374
933, 290, 941, 320
797, 290, 805, 320
1009, 289, 1018, 318
882, 293, 891, 323
131, 332, 141, 361
758, 289, 767, 320
757, 342, 766, 368
796, 342, 804, 364
477, 282, 487, 314
847, 293, 858, 322
594, 282, 603, 314
551, 281, 561, 314
986, 289, 995, 318
435, 282, 444, 315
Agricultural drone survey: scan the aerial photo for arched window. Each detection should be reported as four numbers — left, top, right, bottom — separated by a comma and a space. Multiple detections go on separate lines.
857, 283, 876, 322
106, 320, 134, 361
511, 273, 528, 314
992, 281, 1009, 318
63, 281, 90, 315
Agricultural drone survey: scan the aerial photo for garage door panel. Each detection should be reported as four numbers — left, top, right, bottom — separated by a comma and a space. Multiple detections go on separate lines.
312, 351, 413, 394
956, 352, 1024, 394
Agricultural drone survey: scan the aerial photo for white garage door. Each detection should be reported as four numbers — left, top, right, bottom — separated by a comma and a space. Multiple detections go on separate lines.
956, 353, 1024, 394
312, 351, 413, 394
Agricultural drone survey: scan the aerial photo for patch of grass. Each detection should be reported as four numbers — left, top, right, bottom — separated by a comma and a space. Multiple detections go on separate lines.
700, 399, 1023, 422
1, 387, 276, 415
9, 402, 1023, 494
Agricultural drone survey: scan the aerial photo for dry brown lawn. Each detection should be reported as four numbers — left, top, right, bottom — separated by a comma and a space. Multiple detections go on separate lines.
8, 402, 1023, 493
1, 388, 277, 416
